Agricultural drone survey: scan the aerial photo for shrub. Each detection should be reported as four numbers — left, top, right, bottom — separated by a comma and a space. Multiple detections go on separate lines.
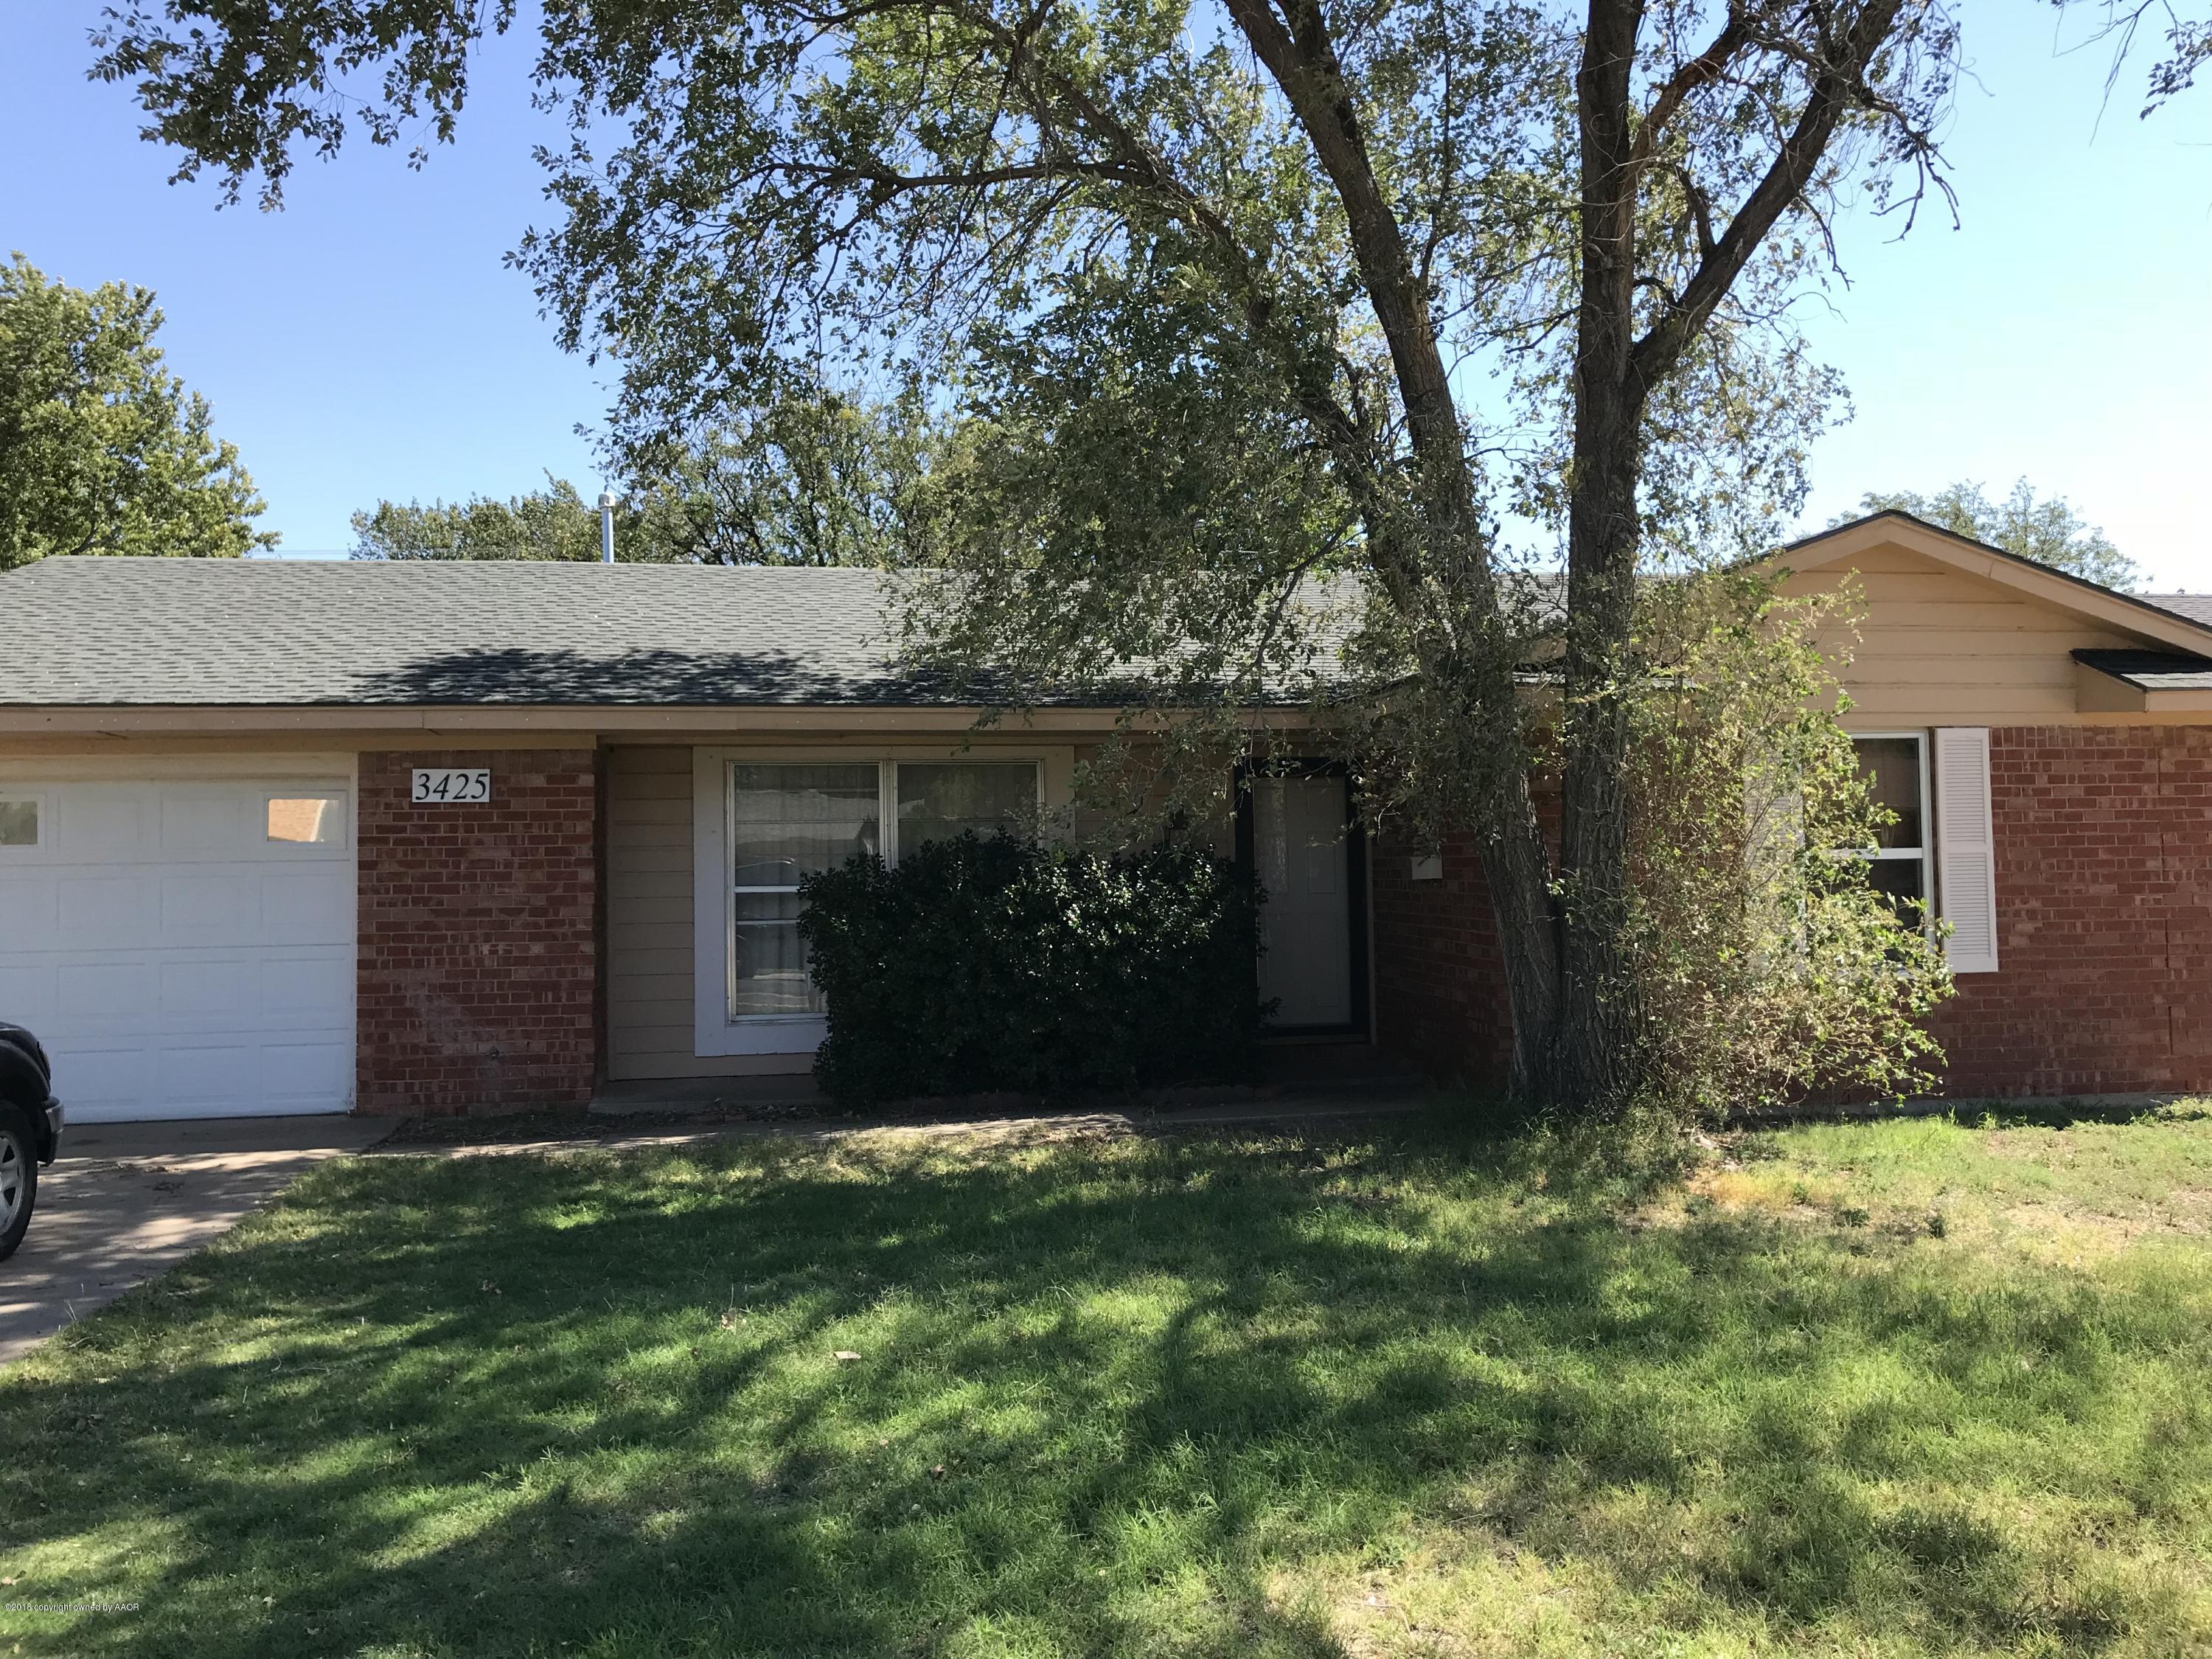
797, 832, 1265, 1107
1621, 568, 1953, 1119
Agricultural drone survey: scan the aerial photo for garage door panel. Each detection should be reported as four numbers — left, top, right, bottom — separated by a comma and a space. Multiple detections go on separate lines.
0, 774, 355, 1121
58, 791, 153, 860
0, 872, 59, 937
62, 1046, 158, 1116
161, 1043, 256, 1103
159, 959, 256, 1021
260, 953, 352, 1018
161, 873, 263, 944
0, 961, 55, 1028
56, 961, 158, 1029
259, 869, 353, 945
261, 1040, 352, 1103
160, 790, 256, 858
58, 875, 154, 943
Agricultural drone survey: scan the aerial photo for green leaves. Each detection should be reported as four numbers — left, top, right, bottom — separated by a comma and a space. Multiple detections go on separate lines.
797, 832, 1265, 1105
354, 387, 953, 565
350, 476, 613, 561
0, 254, 274, 570
1625, 570, 1952, 1116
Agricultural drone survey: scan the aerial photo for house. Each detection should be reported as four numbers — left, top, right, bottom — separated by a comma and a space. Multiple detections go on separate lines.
2, 510, 2210, 1122
1382, 512, 2212, 1099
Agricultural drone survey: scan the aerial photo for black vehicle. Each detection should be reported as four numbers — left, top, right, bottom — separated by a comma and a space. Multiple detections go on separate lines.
0, 1023, 63, 1262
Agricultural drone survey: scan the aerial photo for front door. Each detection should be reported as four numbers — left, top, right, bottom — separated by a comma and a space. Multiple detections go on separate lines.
1248, 771, 1365, 1032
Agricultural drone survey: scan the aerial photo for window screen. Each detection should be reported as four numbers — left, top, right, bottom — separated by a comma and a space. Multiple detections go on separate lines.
729, 764, 880, 1018
894, 762, 1037, 851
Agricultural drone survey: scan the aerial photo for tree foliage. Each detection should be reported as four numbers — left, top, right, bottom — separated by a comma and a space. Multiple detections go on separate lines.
1840, 479, 2138, 591
1628, 571, 1951, 1116
352, 475, 625, 561
0, 252, 274, 570
92, 0, 1966, 1110
352, 390, 950, 564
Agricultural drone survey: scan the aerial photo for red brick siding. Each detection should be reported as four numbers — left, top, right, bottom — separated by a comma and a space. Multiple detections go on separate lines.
1371, 830, 1515, 1086
356, 749, 600, 1114
1371, 726, 2212, 1099
1933, 724, 2212, 1096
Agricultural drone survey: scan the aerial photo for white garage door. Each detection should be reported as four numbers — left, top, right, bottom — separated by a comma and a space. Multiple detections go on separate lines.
0, 773, 355, 1122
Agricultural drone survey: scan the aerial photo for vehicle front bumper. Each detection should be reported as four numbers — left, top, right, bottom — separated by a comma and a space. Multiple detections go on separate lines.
40, 1096, 62, 1164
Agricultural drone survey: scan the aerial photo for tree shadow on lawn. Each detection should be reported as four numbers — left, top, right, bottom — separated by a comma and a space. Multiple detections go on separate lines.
4, 1123, 2207, 1657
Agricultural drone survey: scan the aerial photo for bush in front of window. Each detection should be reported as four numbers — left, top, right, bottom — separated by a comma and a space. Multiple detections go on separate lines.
797, 832, 1265, 1105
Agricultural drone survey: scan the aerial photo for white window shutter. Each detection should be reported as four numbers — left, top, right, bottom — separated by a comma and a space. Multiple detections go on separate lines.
1935, 727, 2000, 973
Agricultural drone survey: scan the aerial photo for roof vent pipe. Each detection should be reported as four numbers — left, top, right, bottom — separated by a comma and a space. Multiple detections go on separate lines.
599, 490, 618, 563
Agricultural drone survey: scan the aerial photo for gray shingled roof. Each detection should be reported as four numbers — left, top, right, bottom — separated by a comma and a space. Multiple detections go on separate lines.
0, 558, 970, 707
2071, 647, 2212, 692
2143, 593, 2212, 627
0, 556, 1347, 709
14, 553, 2199, 712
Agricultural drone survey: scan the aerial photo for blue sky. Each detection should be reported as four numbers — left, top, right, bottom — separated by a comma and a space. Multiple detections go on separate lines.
5, 6, 2206, 582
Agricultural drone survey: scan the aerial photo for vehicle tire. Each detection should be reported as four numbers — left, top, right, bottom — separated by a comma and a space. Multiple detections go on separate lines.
0, 1102, 36, 1262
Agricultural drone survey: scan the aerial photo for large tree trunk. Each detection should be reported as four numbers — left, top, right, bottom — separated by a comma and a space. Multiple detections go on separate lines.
1546, 0, 1652, 1108
1475, 771, 1565, 1099
1227, 0, 1658, 1108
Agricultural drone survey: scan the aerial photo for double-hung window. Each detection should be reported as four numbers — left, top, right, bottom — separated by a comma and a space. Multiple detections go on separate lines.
1846, 729, 2003, 973
729, 764, 883, 1018
1851, 734, 1930, 918
703, 756, 1044, 1043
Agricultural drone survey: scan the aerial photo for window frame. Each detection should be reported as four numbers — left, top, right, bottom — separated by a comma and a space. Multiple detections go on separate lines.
1848, 729, 1934, 929
692, 746, 1072, 1057
262, 790, 352, 851
0, 790, 47, 853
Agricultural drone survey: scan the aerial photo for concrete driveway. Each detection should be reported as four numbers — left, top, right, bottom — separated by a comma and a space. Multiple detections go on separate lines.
0, 1115, 391, 1366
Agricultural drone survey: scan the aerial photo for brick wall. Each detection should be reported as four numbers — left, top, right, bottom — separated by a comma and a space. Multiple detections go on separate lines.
1933, 724, 2212, 1096
356, 749, 600, 1114
1371, 830, 1515, 1087
1370, 726, 2212, 1099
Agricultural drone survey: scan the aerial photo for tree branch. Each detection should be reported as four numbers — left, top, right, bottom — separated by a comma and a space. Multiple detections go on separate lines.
1219, 0, 1469, 494
1630, 0, 1906, 386
1630, 7, 1752, 164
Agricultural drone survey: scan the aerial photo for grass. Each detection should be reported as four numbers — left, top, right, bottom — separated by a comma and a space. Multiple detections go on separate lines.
4, 1105, 2211, 1657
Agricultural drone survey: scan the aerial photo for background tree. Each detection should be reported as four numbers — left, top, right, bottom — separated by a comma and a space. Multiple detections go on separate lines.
1838, 479, 2138, 590
94, 0, 1963, 1110
352, 476, 623, 561
353, 391, 949, 565
0, 252, 275, 570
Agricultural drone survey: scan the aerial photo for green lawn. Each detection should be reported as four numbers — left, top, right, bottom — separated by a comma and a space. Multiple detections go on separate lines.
5, 1107, 2211, 1657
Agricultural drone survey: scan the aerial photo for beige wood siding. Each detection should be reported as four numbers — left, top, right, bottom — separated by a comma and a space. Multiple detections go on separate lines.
1784, 542, 2146, 728
606, 745, 812, 1079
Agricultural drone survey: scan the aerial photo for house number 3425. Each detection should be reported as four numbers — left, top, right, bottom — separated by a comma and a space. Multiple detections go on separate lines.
411, 768, 492, 804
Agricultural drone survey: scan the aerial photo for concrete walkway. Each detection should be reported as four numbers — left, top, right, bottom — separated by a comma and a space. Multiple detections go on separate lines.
0, 1115, 392, 1366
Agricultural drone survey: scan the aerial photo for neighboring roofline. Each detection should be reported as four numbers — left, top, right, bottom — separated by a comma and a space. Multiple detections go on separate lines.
1773, 511, 2212, 655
